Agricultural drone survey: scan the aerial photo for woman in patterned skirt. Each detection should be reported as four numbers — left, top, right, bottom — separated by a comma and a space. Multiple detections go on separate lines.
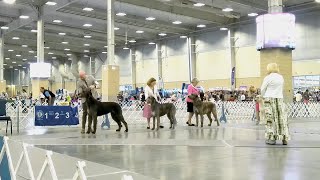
261, 63, 290, 145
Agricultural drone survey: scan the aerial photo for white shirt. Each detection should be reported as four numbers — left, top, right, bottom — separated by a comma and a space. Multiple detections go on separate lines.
145, 85, 159, 100
261, 73, 284, 98
295, 93, 302, 102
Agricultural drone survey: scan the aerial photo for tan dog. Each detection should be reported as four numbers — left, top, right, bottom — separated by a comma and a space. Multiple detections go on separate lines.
188, 94, 220, 127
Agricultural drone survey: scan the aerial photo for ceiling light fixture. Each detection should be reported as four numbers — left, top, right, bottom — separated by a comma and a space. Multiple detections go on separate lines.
29, 51, 34, 53
31, 29, 37, 33
123, 47, 129, 50
129, 40, 136, 43
44, 46, 50, 49
48, 52, 54, 55
84, 50, 90, 53
12, 61, 16, 64
34, 56, 37, 58
12, 37, 20, 40
102, 51, 107, 54
248, 13, 258, 17
149, 42, 155, 45
172, 21, 182, 24
83, 23, 92, 27
53, 19, 62, 23
84, 35, 92, 38
62, 41, 69, 44
136, 30, 144, 34
146, 17, 156, 21
19, 15, 29, 19
52, 57, 57, 59
22, 45, 28, 47
194, 3, 205, 7
159, 33, 167, 36
16, 55, 21, 57
83, 7, 94, 11
64, 48, 70, 51
222, 8, 233, 12
18, 64, 22, 66
116, 12, 126, 16
67, 54, 72, 56
8, 49, 14, 52
58, 32, 66, 35
45, 1, 57, 5
114, 27, 120, 30
104, 45, 108, 48
3, 0, 16, 5
23, 67, 26, 69
84, 55, 89, 57
197, 24, 206, 28
180, 35, 187, 39
84, 44, 90, 46
316, 0, 320, 2
22, 58, 27, 61
1, 26, 9, 30
5, 58, 10, 60
220, 27, 228, 31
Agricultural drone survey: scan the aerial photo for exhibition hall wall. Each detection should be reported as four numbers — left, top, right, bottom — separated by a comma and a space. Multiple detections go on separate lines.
4, 11, 320, 92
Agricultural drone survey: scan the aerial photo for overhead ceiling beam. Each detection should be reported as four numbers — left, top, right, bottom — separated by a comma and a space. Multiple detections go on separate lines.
120, 0, 229, 24
3, 0, 80, 35
228, 0, 268, 12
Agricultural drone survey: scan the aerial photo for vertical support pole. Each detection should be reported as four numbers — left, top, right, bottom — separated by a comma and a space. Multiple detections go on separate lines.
268, 0, 283, 13
107, 0, 115, 65
187, 36, 196, 82
157, 43, 162, 80
37, 6, 44, 63
0, 32, 4, 81
130, 48, 137, 88
228, 29, 236, 91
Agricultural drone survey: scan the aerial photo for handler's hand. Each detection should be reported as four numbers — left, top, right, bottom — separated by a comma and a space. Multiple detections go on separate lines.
89, 85, 95, 89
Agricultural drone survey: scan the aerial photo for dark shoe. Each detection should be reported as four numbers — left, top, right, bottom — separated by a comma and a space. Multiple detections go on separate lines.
188, 124, 195, 126
160, 125, 164, 128
282, 140, 288, 145
147, 127, 150, 129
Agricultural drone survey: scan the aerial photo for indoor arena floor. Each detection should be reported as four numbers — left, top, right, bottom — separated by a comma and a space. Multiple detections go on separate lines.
7, 119, 320, 180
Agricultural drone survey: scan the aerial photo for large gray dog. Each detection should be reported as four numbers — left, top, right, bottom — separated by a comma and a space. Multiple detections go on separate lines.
188, 94, 220, 127
146, 97, 177, 130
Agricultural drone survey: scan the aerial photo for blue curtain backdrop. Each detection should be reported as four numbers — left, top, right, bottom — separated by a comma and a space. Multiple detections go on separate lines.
0, 136, 11, 180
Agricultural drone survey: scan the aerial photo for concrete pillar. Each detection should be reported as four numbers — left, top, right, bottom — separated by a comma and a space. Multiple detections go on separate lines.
131, 48, 137, 88
228, 29, 236, 91
0, 32, 6, 93
259, 0, 292, 102
268, 0, 283, 13
102, 0, 119, 101
188, 36, 197, 82
157, 42, 164, 89
32, 5, 48, 99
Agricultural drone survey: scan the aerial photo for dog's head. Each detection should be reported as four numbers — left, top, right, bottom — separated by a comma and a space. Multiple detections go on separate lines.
146, 96, 156, 104
81, 88, 93, 98
188, 94, 200, 101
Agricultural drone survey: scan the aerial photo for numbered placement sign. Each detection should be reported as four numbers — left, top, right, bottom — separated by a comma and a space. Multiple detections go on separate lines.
35, 106, 79, 126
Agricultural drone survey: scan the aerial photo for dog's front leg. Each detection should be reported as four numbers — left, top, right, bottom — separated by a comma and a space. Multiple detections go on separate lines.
156, 116, 160, 131
195, 113, 199, 127
92, 113, 98, 134
200, 114, 204, 127
87, 112, 93, 134
151, 116, 156, 130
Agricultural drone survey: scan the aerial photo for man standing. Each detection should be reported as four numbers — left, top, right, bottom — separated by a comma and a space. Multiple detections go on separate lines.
40, 87, 56, 106
77, 71, 100, 134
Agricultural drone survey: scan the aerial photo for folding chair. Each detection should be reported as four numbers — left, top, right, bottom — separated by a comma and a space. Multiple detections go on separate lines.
0, 100, 12, 135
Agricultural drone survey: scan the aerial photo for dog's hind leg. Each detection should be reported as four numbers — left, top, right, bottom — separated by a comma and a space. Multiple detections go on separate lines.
119, 114, 128, 132
200, 114, 204, 127
111, 112, 122, 132
207, 113, 213, 126
151, 116, 156, 130
167, 114, 173, 129
195, 113, 199, 127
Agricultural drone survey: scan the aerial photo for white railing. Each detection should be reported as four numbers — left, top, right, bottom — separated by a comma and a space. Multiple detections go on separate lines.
3, 100, 320, 131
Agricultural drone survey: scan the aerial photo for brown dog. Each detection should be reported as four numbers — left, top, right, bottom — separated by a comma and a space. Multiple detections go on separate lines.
188, 94, 220, 127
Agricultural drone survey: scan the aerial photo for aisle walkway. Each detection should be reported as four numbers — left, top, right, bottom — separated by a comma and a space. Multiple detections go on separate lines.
7, 120, 320, 180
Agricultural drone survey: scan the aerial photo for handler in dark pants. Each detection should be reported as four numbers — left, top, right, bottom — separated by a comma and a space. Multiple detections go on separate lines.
77, 71, 99, 134
40, 87, 56, 106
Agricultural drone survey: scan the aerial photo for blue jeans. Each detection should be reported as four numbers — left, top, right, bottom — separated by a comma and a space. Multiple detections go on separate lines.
101, 114, 110, 128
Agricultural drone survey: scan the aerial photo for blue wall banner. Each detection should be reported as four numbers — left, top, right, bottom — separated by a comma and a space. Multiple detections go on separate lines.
0, 136, 11, 180
35, 106, 79, 126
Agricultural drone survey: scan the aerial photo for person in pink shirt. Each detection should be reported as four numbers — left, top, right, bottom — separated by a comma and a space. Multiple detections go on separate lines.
186, 78, 200, 126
